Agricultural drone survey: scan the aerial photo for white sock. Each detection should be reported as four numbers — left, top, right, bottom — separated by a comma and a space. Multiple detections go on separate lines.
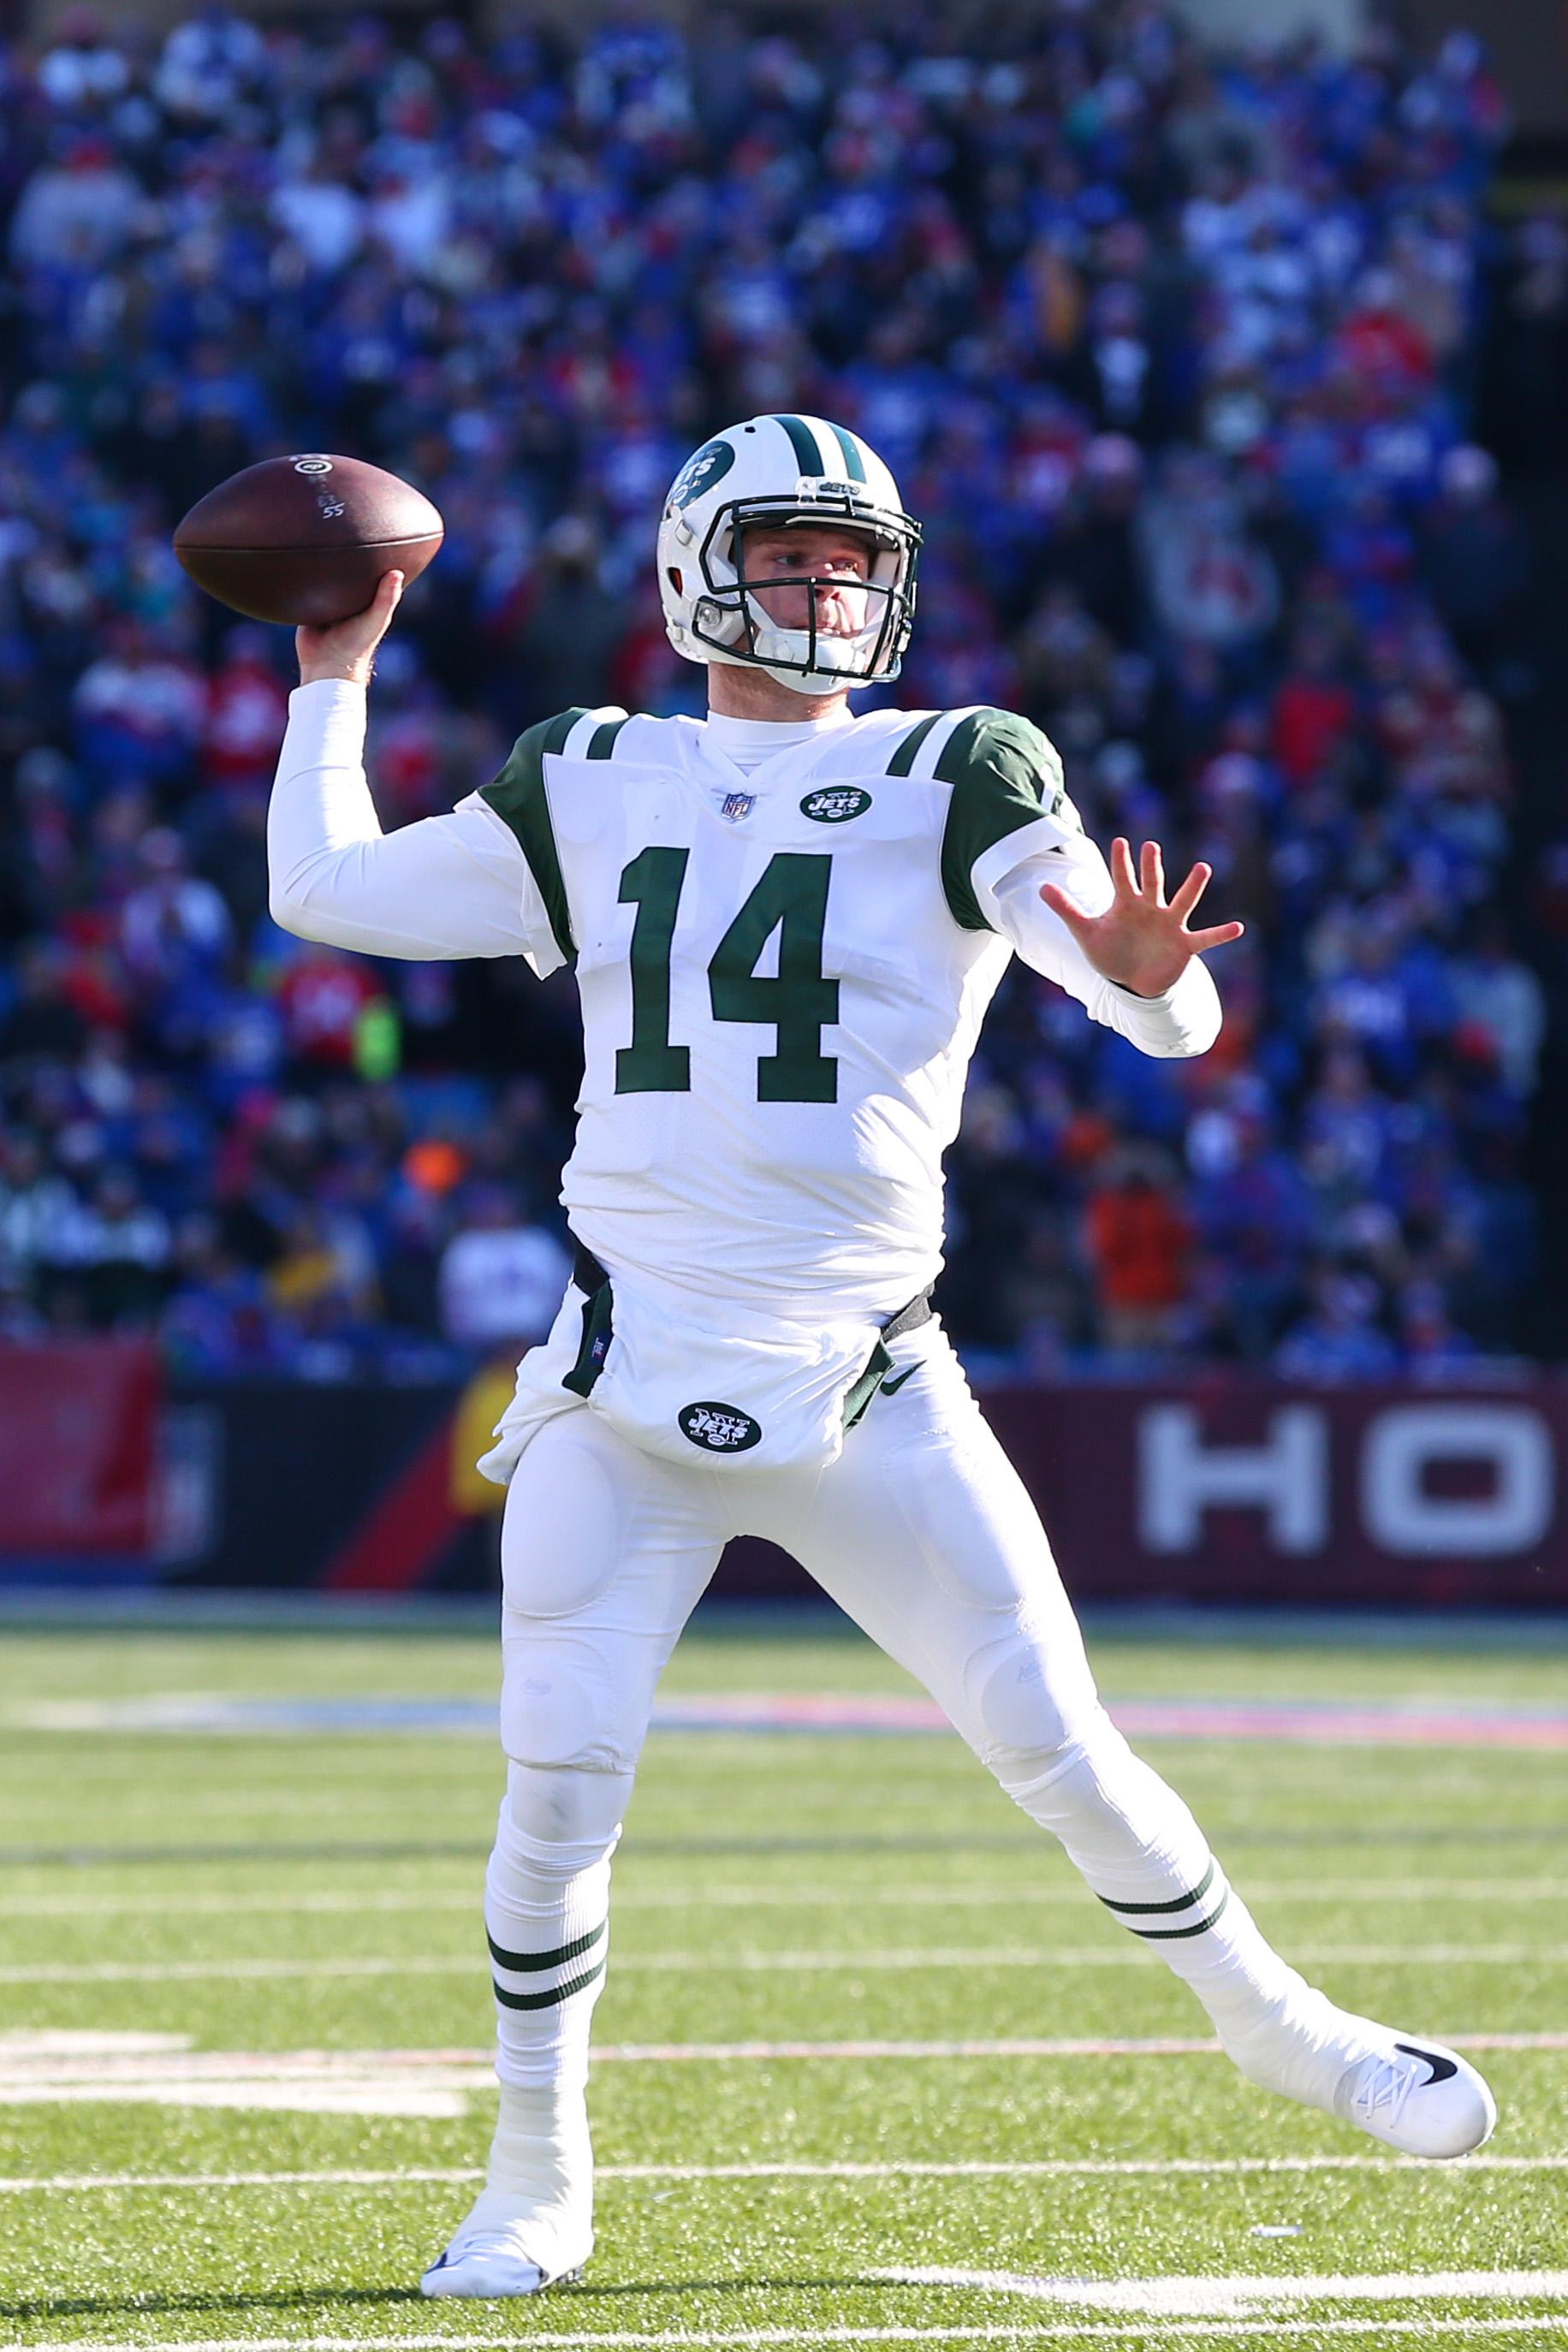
1004, 1719, 1352, 2106
469, 1764, 627, 2272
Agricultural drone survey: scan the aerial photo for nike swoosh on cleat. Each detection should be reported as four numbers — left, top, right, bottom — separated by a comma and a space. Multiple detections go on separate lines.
880, 1364, 919, 1395
1394, 2040, 1458, 2085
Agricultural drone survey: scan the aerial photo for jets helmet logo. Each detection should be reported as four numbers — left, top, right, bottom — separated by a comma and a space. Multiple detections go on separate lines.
669, 439, 736, 511
801, 786, 872, 824
679, 1401, 763, 1453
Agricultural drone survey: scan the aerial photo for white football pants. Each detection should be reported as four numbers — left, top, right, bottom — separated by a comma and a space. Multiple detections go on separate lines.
485, 1313, 1335, 2222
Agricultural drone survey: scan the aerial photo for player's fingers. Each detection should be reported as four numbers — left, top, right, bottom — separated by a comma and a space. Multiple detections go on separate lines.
299, 574, 401, 651
354, 572, 403, 632
1108, 836, 1138, 897
1039, 881, 1092, 935
1168, 862, 1213, 920
1141, 840, 1165, 903
349, 572, 406, 641
1187, 919, 1245, 951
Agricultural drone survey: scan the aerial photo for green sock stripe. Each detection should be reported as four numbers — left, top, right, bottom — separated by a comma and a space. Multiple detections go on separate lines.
886, 712, 941, 776
487, 1918, 606, 1974
1098, 1858, 1216, 1918
773, 413, 828, 474
492, 1954, 607, 2011
586, 716, 629, 760
1124, 1889, 1232, 1942
823, 421, 868, 482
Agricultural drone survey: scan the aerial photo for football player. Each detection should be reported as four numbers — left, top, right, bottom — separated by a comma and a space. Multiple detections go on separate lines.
267, 415, 1496, 2298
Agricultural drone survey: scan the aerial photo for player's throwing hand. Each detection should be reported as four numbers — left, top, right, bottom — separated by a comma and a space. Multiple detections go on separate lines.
1039, 836, 1244, 999
296, 568, 406, 690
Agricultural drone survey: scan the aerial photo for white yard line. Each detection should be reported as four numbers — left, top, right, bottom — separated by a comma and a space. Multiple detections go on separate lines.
585, 2031, 1568, 2063
4, 1877, 1567, 1918
3, 2028, 1563, 2076
15, 2320, 1568, 2350
0, 1942, 1557, 1985
879, 2267, 1568, 2319
3, 2153, 1567, 2193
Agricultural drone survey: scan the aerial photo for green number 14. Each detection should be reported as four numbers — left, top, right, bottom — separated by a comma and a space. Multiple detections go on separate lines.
615, 849, 839, 1104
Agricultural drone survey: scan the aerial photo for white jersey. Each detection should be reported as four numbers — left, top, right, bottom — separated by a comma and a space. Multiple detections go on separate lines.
270, 684, 1221, 1323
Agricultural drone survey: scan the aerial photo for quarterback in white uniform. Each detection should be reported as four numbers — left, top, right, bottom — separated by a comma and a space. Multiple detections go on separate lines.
267, 414, 1494, 2297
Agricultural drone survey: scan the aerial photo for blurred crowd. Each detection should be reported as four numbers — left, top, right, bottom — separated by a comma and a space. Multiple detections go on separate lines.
0, 1, 1560, 1382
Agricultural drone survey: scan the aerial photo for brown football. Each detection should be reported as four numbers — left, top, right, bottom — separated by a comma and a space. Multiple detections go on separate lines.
173, 453, 444, 626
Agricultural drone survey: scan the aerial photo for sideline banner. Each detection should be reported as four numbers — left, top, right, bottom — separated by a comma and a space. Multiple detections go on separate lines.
1, 1365, 1561, 1606
0, 1341, 158, 1553
983, 1375, 1565, 1610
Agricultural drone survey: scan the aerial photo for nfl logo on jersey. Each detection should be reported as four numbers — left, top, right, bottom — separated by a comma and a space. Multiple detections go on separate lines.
721, 790, 757, 823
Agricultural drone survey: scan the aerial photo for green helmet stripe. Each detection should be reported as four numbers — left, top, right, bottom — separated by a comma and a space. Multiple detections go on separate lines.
773, 413, 828, 474
824, 421, 869, 483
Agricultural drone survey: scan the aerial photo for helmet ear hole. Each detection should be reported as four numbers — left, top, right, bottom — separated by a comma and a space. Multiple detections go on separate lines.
667, 565, 684, 594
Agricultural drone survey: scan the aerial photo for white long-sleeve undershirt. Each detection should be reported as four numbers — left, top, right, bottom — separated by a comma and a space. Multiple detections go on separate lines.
267, 679, 559, 968
982, 846, 1221, 1060
267, 680, 1221, 1056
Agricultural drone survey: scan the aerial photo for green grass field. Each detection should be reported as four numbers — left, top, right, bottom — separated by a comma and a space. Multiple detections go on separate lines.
2, 1608, 1565, 2351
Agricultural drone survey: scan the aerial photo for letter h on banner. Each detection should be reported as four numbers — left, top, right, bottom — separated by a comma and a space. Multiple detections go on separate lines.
1138, 1405, 1327, 1554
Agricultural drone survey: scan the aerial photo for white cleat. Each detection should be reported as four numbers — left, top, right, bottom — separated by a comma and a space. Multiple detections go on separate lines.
1333, 2030, 1497, 2159
420, 2192, 590, 2299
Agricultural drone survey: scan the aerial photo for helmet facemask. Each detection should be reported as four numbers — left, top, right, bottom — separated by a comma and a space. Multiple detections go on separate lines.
688, 490, 920, 694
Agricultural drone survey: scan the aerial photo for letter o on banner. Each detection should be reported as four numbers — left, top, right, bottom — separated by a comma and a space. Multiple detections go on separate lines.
1361, 1405, 1554, 1557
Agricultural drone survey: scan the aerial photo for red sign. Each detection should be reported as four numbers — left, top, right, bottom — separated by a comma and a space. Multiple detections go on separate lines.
981, 1375, 1567, 1608
0, 1342, 159, 1553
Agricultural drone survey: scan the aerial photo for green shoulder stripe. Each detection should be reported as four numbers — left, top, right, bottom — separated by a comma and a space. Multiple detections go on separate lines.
936, 708, 1067, 932
886, 711, 941, 776
587, 716, 629, 760
479, 709, 585, 965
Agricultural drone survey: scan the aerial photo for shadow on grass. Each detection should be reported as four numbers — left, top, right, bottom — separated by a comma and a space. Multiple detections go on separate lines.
0, 2285, 425, 2321
2, 2274, 873, 2320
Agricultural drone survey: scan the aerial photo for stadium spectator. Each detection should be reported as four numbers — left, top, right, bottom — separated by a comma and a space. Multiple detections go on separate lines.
437, 1184, 573, 1355
1082, 1149, 1193, 1356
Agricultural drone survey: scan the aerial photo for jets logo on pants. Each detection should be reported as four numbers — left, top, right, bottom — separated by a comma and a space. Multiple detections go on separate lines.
679, 1402, 763, 1452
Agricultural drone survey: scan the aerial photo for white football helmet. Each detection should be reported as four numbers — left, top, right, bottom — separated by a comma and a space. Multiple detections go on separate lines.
657, 413, 921, 695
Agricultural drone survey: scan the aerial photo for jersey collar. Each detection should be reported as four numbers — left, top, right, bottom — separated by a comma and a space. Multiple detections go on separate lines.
685, 712, 855, 800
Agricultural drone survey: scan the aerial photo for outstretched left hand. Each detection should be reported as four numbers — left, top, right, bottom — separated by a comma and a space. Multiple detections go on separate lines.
1039, 838, 1244, 999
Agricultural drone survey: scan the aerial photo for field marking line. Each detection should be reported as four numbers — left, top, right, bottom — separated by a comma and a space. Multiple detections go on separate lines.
5, 2152, 1568, 2192
880, 2267, 1568, 2319
0, 1942, 1559, 1987
21, 1688, 1568, 1748
5, 1877, 1568, 1920
14, 2321, 1568, 2350
586, 2031, 1568, 2063
4, 2028, 1565, 2081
